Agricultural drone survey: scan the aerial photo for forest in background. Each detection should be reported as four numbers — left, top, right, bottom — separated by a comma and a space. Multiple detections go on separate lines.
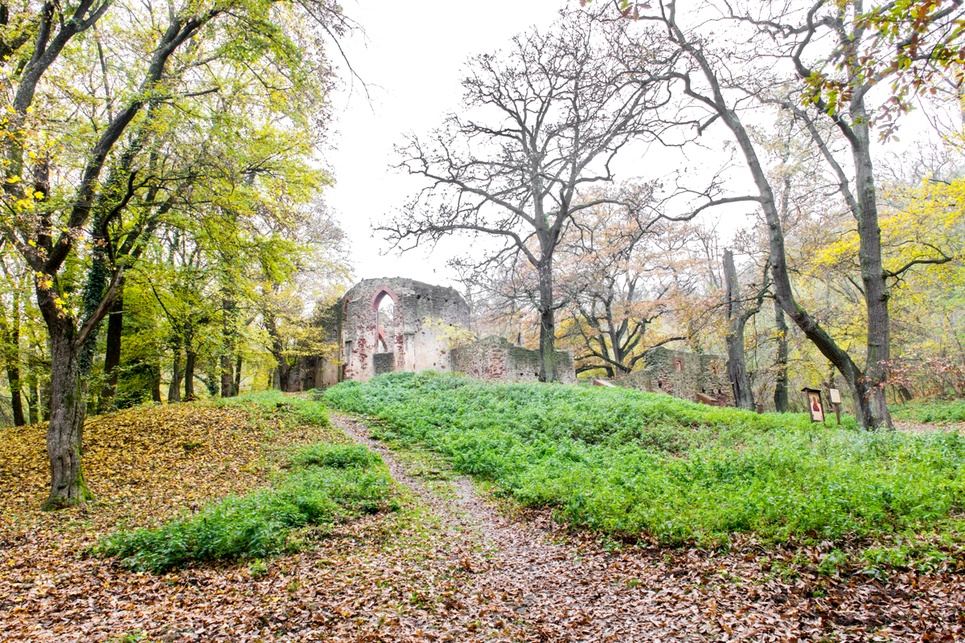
1, 1, 965, 505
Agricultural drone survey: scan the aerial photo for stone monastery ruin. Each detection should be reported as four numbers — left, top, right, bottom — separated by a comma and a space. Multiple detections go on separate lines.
317, 278, 576, 387
313, 277, 728, 407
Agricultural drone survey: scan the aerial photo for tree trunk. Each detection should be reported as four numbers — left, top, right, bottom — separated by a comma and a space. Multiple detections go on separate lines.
851, 116, 893, 429
184, 350, 196, 400
220, 355, 234, 397
264, 307, 293, 391
97, 286, 124, 414
219, 295, 237, 397
0, 291, 25, 425
537, 259, 558, 382
773, 299, 789, 413
150, 361, 162, 403
168, 345, 182, 402
26, 366, 38, 424
42, 319, 94, 510
724, 249, 755, 410
41, 378, 51, 421
279, 361, 294, 391
234, 353, 242, 395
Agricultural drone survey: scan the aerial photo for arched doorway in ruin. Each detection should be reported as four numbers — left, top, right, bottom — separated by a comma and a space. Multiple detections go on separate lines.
371, 287, 399, 375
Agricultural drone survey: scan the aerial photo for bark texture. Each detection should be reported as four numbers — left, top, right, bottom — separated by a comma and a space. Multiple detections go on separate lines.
97, 287, 123, 414
773, 299, 790, 413
723, 249, 756, 411
42, 320, 93, 510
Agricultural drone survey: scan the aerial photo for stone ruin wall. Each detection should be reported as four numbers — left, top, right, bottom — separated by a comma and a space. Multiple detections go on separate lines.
450, 335, 577, 385
315, 277, 579, 387
610, 346, 732, 406
321, 277, 470, 386
305, 281, 722, 401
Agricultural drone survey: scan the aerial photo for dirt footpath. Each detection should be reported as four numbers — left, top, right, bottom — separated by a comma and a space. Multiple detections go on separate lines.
332, 412, 965, 643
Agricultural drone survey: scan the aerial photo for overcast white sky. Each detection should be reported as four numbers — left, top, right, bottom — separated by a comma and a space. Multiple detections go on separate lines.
322, 0, 574, 288
318, 1, 934, 293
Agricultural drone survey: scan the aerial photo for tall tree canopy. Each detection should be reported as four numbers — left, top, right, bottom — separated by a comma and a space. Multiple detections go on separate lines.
382, 10, 680, 382
0, 0, 347, 509
612, 0, 959, 429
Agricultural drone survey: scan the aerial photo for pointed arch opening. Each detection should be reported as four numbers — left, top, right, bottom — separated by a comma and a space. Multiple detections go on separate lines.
372, 287, 399, 355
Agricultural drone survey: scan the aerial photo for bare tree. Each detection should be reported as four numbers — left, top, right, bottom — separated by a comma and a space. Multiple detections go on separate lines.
382, 11, 680, 382
554, 188, 697, 376
625, 0, 950, 428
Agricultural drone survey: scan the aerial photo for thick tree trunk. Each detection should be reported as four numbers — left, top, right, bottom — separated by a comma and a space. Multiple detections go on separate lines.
724, 249, 755, 410
184, 350, 196, 400
220, 355, 234, 397
97, 287, 124, 414
277, 361, 294, 391
773, 299, 789, 413
43, 321, 93, 510
537, 260, 558, 382
851, 117, 893, 429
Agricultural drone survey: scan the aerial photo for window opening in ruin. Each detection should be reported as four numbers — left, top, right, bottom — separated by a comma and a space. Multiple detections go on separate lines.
375, 291, 395, 354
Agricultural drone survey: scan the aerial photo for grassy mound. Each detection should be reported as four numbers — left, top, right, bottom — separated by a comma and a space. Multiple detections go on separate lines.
94, 394, 396, 573
96, 443, 395, 573
324, 372, 965, 545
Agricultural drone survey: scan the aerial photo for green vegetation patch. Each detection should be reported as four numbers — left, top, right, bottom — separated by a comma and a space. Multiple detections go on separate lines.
890, 397, 965, 424
219, 389, 333, 429
324, 372, 965, 546
96, 398, 395, 572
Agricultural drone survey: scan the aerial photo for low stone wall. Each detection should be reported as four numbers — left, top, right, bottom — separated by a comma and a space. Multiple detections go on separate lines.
609, 347, 731, 405
451, 336, 576, 384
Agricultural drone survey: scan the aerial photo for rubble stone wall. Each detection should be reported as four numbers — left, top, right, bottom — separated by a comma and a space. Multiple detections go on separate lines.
332, 277, 471, 384
610, 346, 731, 405
316, 277, 578, 387
451, 335, 577, 384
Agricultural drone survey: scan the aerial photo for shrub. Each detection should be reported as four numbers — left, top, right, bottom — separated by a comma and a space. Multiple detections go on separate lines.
890, 397, 965, 424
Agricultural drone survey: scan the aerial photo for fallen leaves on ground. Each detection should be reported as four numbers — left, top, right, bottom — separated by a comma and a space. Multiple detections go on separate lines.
0, 404, 963, 642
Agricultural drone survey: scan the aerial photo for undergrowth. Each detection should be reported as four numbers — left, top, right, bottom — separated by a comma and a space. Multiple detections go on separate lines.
217, 389, 332, 429
96, 395, 395, 573
890, 397, 965, 424
324, 372, 965, 546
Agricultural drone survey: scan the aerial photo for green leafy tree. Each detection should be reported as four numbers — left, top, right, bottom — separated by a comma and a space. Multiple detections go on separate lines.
0, 0, 346, 509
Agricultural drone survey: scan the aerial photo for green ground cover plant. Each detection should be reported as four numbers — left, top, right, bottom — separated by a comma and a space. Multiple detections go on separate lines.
890, 398, 965, 424
96, 396, 395, 572
323, 372, 965, 545
219, 389, 332, 428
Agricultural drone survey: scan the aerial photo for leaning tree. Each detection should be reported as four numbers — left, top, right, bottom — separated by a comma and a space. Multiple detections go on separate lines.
621, 0, 959, 428
382, 10, 682, 382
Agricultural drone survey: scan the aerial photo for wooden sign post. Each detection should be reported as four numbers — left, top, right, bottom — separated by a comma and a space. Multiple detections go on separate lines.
802, 387, 825, 423
829, 388, 842, 425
